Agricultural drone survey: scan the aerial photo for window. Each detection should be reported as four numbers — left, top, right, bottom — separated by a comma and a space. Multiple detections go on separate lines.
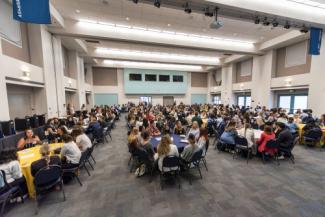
145, 74, 157, 81
237, 95, 251, 107
140, 96, 152, 104
212, 95, 221, 104
159, 75, 170, 82
278, 94, 308, 113
129, 73, 142, 81
173, 75, 183, 82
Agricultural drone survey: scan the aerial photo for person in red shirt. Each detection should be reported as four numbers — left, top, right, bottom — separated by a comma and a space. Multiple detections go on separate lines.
257, 126, 276, 155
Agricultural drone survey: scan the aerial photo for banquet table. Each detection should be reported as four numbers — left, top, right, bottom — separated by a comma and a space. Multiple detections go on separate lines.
150, 134, 187, 153
17, 143, 64, 198
298, 124, 325, 146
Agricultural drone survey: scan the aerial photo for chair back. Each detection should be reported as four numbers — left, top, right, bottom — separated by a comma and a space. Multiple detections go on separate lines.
162, 156, 180, 168
265, 140, 278, 149
306, 129, 323, 140
191, 149, 203, 166
205, 139, 210, 153
34, 165, 62, 188
79, 150, 89, 166
235, 136, 248, 147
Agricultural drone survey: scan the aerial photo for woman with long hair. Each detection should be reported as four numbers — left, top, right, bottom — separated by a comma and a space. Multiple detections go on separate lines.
198, 127, 208, 155
157, 134, 179, 172
238, 123, 256, 154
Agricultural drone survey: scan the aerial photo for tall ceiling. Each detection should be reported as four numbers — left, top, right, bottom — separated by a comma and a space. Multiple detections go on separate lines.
49, 0, 312, 70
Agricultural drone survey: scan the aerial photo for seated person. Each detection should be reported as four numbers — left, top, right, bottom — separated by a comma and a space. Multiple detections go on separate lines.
60, 135, 82, 169
237, 123, 256, 153
197, 128, 208, 156
44, 126, 57, 143
220, 120, 238, 145
0, 149, 27, 196
17, 128, 41, 150
56, 126, 70, 142
148, 120, 161, 136
71, 126, 92, 152
257, 126, 276, 155
181, 134, 199, 163
191, 112, 203, 128
157, 135, 179, 172
66, 116, 75, 129
31, 144, 61, 177
174, 120, 185, 135
275, 122, 293, 150
86, 116, 101, 138
286, 117, 298, 136
187, 121, 200, 140
128, 127, 141, 145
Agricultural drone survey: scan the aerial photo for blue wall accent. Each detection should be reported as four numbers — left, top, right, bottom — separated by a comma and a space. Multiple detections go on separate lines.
94, 93, 118, 106
124, 69, 188, 94
191, 94, 207, 104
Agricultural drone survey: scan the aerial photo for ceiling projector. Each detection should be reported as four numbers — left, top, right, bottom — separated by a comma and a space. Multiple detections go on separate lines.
210, 20, 223, 29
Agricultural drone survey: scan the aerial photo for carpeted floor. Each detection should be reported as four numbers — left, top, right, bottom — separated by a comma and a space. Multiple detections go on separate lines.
5, 115, 325, 217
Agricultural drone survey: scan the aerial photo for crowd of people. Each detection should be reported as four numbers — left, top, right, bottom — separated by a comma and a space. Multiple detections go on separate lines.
126, 102, 325, 176
0, 105, 121, 205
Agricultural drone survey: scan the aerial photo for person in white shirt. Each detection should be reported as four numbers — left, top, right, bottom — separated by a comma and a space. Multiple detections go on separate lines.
157, 135, 179, 172
61, 135, 82, 168
71, 126, 92, 152
187, 121, 200, 140
237, 123, 256, 154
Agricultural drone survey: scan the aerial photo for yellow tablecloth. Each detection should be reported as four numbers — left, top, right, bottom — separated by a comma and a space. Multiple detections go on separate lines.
298, 124, 325, 146
17, 143, 63, 198
202, 118, 208, 128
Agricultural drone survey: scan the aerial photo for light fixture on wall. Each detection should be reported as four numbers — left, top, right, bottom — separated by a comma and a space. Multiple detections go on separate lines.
21, 71, 31, 81
285, 78, 292, 87
68, 79, 72, 84
240, 83, 244, 90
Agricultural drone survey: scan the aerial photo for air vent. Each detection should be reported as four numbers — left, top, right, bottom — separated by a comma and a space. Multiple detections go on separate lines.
85, 39, 100, 44
223, 53, 232, 56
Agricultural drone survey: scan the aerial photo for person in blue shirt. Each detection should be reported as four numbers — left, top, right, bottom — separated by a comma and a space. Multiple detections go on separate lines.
286, 117, 298, 136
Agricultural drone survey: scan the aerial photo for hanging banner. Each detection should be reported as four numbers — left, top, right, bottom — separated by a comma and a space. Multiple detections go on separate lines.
13, 0, 51, 24
309, 27, 323, 55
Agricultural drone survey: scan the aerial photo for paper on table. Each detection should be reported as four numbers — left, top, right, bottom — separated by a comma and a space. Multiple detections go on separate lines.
19, 153, 35, 159
155, 137, 161, 141
180, 139, 189, 143
180, 135, 186, 138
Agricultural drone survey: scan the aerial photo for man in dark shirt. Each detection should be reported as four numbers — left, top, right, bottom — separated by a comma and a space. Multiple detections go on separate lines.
191, 112, 203, 128
275, 122, 293, 149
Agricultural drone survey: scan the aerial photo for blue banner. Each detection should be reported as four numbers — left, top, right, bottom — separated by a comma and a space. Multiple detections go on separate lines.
13, 0, 51, 24
309, 27, 323, 55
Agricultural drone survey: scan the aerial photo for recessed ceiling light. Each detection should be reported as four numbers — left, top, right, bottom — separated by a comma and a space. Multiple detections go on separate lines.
75, 9, 81, 13
167, 23, 171, 27
126, 17, 130, 21
202, 28, 206, 32
233, 33, 238, 36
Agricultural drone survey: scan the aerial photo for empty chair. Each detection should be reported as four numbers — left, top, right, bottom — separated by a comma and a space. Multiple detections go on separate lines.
34, 165, 65, 214
14, 118, 30, 132
303, 129, 323, 147
0, 121, 15, 137
160, 156, 181, 190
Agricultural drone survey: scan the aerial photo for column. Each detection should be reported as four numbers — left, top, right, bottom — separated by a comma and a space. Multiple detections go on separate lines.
221, 64, 235, 105
0, 40, 11, 120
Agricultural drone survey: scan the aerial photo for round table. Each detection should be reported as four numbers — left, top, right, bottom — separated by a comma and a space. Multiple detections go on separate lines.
17, 143, 63, 198
150, 134, 187, 153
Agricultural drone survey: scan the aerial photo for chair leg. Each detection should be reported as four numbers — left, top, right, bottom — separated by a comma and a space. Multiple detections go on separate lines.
177, 172, 181, 190
34, 193, 39, 215
290, 154, 295, 164
262, 153, 265, 164
91, 154, 96, 164
247, 150, 250, 164
61, 182, 66, 201
75, 174, 83, 186
84, 165, 91, 176
128, 155, 132, 166
1, 199, 7, 217
197, 166, 202, 179
202, 158, 208, 171
87, 160, 94, 170
160, 173, 163, 190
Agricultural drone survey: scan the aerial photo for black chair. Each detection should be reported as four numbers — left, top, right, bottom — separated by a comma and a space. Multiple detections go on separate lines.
183, 149, 203, 185
103, 124, 112, 143
34, 165, 65, 214
278, 136, 298, 164
303, 129, 323, 147
29, 115, 39, 128
200, 140, 209, 171
14, 118, 31, 132
0, 124, 3, 139
233, 136, 252, 164
0, 170, 24, 216
0, 121, 15, 136
262, 140, 279, 165
160, 156, 181, 190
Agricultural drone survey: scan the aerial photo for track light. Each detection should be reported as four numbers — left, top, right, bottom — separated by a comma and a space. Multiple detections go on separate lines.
132, 0, 138, 3
210, 7, 223, 30
300, 25, 309, 33
272, 19, 279, 27
254, 16, 260, 24
184, 2, 191, 14
262, 17, 270, 26
204, 7, 214, 17
154, 0, 160, 8
284, 21, 291, 29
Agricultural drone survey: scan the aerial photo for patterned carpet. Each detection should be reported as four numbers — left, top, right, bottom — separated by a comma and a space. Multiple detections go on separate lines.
5, 115, 325, 217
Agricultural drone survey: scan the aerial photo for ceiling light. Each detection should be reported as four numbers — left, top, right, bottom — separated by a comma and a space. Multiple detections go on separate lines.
95, 48, 220, 65
21, 71, 31, 81
126, 17, 130, 21
103, 60, 204, 71
167, 23, 171, 27
154, 0, 161, 8
262, 17, 270, 26
272, 19, 279, 27
75, 9, 81, 13
204, 7, 214, 17
254, 16, 260, 24
300, 25, 309, 33
77, 19, 255, 48
284, 21, 291, 29
184, 2, 192, 14
210, 7, 223, 29
132, 0, 139, 3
